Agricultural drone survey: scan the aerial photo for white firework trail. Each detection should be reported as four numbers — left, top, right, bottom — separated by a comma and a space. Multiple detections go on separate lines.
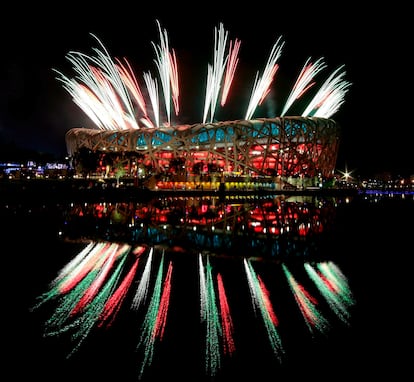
301, 64, 351, 118
152, 20, 175, 126
70, 243, 126, 314
87, 35, 138, 127
280, 57, 327, 117
221, 38, 241, 107
216, 273, 235, 356
115, 58, 149, 120
54, 34, 139, 130
169, 49, 180, 117
143, 71, 159, 128
55, 34, 138, 130
203, 23, 229, 124
244, 36, 285, 120
56, 23, 351, 134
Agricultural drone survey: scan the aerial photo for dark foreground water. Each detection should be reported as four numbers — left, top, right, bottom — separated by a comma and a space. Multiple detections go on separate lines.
3, 191, 413, 381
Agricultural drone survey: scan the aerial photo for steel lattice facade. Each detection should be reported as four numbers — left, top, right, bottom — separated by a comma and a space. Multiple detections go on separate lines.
66, 116, 340, 179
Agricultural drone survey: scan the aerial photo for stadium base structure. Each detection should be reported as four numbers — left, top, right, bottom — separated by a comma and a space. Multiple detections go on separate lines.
66, 116, 340, 184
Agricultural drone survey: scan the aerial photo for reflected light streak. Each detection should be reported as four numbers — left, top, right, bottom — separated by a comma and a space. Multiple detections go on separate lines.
131, 247, 154, 310
244, 258, 284, 362
98, 246, 146, 328
31, 237, 355, 379
71, 243, 130, 315
200, 255, 223, 377
304, 262, 354, 325
42, 243, 130, 358
137, 252, 173, 379
282, 263, 330, 336
217, 272, 235, 356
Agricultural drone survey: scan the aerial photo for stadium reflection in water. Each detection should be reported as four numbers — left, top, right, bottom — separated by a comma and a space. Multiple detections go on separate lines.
25, 193, 368, 381
62, 194, 345, 261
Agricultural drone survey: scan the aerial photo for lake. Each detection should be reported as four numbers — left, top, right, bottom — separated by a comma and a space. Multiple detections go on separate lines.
3, 189, 413, 381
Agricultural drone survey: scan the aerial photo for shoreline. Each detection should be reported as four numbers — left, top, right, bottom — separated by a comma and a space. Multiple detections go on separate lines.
0, 178, 361, 203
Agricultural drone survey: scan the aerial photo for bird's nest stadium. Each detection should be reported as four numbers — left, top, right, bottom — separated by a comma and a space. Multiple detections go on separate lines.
66, 116, 339, 186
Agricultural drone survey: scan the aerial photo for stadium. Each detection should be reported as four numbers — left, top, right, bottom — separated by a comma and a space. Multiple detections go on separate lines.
65, 116, 340, 189
60, 24, 348, 190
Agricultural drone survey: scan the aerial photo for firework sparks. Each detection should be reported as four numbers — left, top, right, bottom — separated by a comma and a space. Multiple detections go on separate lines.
301, 64, 351, 118
203, 23, 230, 124
142, 72, 158, 128
169, 50, 180, 117
281, 57, 327, 117
56, 22, 350, 133
54, 34, 141, 130
58, 242, 115, 294
244, 36, 285, 120
221, 38, 241, 107
199, 253, 207, 321
151, 20, 179, 126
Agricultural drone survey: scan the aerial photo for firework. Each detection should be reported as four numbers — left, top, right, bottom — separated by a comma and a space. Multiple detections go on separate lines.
280, 57, 327, 117
55, 20, 351, 132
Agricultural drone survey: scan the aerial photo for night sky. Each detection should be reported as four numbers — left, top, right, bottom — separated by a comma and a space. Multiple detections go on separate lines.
0, 4, 411, 177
